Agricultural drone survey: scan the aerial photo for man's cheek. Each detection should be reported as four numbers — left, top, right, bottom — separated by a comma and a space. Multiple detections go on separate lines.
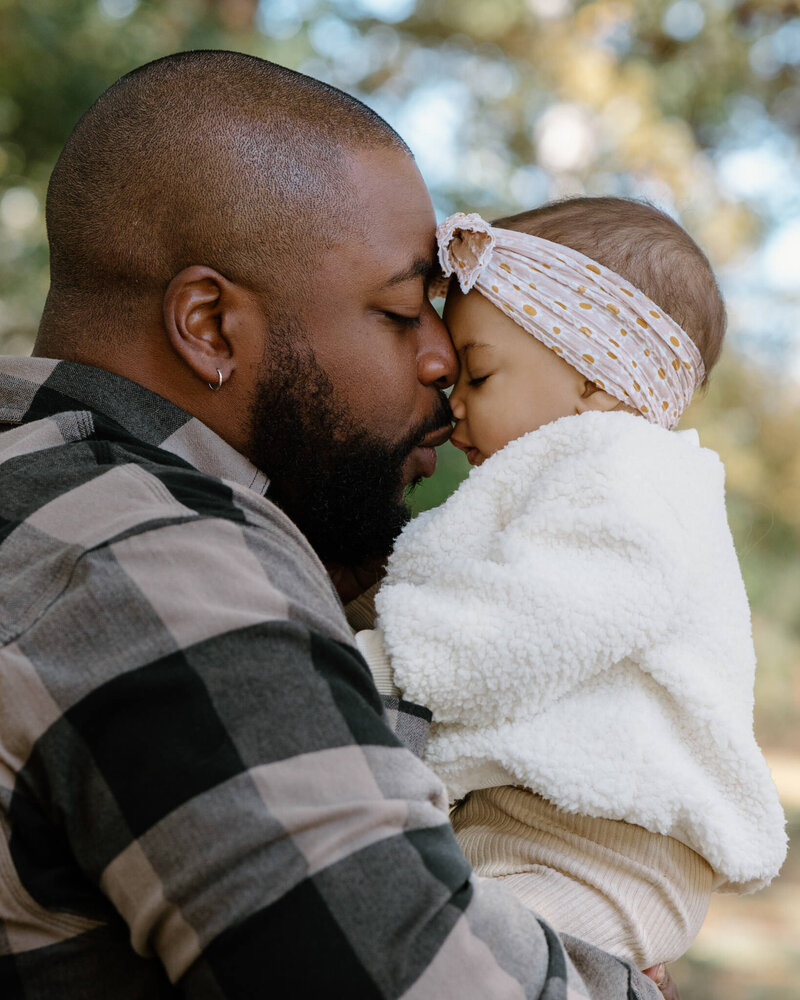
367, 382, 418, 438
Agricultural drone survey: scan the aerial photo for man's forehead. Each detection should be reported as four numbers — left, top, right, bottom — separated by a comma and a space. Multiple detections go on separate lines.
329, 146, 437, 280
315, 225, 437, 291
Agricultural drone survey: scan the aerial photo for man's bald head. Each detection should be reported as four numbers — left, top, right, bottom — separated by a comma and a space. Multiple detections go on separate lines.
39, 50, 410, 350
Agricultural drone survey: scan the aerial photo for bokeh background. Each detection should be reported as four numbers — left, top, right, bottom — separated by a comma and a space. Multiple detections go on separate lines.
1, 1, 798, 996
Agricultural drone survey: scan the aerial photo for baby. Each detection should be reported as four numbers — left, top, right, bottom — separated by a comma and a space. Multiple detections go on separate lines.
355, 197, 787, 970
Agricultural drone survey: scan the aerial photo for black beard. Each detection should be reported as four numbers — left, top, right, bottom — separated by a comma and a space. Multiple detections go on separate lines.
248, 325, 452, 566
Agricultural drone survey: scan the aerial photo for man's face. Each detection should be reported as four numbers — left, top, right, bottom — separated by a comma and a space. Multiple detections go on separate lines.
249, 148, 457, 566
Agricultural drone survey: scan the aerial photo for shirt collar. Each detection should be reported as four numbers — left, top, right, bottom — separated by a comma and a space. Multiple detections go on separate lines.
0, 355, 269, 495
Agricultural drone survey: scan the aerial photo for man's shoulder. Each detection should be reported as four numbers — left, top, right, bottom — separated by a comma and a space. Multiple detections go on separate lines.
0, 410, 351, 650
0, 408, 259, 547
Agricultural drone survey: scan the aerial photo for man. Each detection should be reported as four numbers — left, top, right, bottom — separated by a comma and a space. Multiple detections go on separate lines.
0, 51, 665, 998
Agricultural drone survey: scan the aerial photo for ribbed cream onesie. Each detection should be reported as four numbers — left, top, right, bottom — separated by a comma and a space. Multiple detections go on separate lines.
451, 785, 713, 967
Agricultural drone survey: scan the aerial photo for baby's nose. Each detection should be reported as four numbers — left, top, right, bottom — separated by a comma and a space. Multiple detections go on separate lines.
449, 392, 466, 421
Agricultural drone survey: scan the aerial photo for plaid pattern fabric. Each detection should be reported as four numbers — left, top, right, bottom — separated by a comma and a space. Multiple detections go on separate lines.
0, 356, 659, 999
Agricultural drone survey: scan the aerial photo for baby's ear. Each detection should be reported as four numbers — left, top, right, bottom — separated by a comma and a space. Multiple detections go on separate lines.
576, 380, 620, 412
576, 380, 638, 415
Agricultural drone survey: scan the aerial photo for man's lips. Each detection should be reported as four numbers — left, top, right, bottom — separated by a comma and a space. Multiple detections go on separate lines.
418, 425, 453, 450
411, 424, 453, 479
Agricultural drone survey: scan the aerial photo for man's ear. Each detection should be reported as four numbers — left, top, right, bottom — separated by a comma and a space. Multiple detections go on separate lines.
163, 265, 237, 388
575, 379, 626, 414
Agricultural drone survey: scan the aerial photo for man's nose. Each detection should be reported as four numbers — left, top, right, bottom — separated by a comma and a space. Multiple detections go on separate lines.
417, 301, 458, 390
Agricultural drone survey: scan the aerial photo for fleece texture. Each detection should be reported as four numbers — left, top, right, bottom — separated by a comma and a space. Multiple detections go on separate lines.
376, 411, 787, 892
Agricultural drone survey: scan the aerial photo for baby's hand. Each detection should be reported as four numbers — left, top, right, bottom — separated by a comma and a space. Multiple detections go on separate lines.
643, 964, 679, 1000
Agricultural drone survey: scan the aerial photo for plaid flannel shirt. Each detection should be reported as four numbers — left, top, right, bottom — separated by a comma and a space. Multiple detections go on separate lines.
0, 356, 659, 999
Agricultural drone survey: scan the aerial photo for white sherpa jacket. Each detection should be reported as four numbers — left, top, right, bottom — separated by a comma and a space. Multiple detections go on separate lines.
375, 411, 787, 893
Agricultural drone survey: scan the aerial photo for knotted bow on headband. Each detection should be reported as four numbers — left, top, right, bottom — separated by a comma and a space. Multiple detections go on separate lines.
435, 212, 705, 429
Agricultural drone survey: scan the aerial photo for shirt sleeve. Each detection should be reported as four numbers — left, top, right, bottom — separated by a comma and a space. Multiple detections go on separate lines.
11, 515, 659, 1000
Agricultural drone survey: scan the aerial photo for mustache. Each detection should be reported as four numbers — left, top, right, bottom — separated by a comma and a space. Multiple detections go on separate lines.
404, 390, 453, 454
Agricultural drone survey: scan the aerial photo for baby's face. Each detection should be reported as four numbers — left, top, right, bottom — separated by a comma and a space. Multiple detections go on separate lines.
444, 289, 586, 466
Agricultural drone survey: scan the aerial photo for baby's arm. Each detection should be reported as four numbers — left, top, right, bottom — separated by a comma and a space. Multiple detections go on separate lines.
373, 419, 704, 727
354, 627, 400, 697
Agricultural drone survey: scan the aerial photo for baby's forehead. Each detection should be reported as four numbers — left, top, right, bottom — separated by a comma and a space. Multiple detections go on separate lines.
444, 288, 532, 352
443, 286, 491, 328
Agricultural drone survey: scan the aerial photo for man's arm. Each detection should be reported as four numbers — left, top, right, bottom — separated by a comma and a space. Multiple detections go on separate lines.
15, 516, 660, 999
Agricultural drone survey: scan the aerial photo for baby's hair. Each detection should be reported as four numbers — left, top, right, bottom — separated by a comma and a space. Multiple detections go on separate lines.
492, 197, 725, 385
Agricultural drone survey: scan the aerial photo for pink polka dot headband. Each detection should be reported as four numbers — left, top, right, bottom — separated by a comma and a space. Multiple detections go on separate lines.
436, 212, 705, 429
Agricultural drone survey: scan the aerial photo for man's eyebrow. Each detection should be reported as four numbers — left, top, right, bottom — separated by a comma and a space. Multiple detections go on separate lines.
383, 257, 434, 288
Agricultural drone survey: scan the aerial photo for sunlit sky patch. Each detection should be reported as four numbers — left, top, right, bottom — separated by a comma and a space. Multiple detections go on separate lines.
97, 0, 140, 20
762, 220, 800, 295
662, 1, 705, 42
333, 0, 417, 22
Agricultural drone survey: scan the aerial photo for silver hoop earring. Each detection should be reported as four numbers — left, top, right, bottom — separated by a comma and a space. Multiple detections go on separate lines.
208, 368, 223, 391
